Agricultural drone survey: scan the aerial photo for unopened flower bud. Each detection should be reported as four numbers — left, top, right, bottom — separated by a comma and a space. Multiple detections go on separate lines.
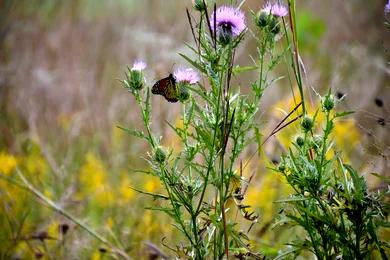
296, 136, 305, 146
322, 94, 335, 112
192, 0, 206, 12
269, 17, 280, 34
278, 163, 286, 172
301, 116, 313, 132
129, 70, 144, 90
255, 11, 269, 28
154, 146, 167, 163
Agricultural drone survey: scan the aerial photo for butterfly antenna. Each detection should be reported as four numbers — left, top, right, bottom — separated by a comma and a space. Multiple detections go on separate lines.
170, 63, 176, 75
186, 8, 198, 46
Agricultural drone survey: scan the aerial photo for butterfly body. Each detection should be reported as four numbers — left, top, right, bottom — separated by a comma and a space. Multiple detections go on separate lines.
152, 73, 178, 103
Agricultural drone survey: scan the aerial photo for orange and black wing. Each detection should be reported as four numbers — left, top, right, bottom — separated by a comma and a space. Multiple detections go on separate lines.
152, 74, 178, 103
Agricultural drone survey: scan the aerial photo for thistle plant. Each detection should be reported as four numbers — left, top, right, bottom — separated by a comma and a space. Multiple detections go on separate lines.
121, 1, 293, 258
274, 93, 389, 259
120, 1, 389, 259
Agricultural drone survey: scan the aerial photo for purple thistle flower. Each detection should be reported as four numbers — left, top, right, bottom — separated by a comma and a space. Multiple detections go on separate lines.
262, 1, 288, 17
385, 0, 390, 14
174, 68, 200, 84
131, 60, 146, 71
210, 6, 246, 38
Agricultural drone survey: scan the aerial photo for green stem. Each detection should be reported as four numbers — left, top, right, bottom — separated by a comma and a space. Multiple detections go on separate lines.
195, 72, 222, 215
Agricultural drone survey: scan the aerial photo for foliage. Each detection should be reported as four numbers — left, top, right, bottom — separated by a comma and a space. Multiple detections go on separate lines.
274, 93, 389, 259
120, 1, 294, 258
0, 1, 388, 259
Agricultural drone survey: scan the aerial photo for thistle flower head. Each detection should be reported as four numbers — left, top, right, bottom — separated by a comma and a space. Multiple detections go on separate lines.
173, 68, 200, 84
131, 60, 146, 71
125, 60, 146, 91
210, 6, 246, 40
262, 1, 288, 17
386, 0, 390, 14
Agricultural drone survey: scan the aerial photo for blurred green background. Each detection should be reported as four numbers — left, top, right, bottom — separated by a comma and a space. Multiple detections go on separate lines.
0, 0, 389, 259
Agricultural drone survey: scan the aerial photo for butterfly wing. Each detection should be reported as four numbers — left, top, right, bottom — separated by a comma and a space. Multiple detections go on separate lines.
152, 74, 178, 103
152, 77, 168, 95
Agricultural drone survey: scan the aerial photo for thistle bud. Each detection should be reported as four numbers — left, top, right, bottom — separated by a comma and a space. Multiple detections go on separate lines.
269, 17, 280, 34
301, 116, 314, 132
129, 70, 144, 90
296, 136, 305, 146
192, 0, 206, 12
322, 94, 335, 112
278, 162, 286, 172
154, 146, 167, 163
255, 11, 269, 28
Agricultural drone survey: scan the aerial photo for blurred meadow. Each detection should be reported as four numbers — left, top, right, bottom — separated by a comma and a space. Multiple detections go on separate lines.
0, 0, 389, 259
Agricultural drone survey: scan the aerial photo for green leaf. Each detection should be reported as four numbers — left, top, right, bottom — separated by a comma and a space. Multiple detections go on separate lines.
275, 197, 309, 203
179, 53, 206, 74
129, 186, 169, 200
232, 65, 258, 75
334, 111, 354, 118
117, 125, 146, 140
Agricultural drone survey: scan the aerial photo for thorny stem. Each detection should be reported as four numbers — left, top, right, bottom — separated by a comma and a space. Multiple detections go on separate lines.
136, 89, 202, 255
319, 111, 331, 176
219, 46, 236, 258
195, 74, 222, 216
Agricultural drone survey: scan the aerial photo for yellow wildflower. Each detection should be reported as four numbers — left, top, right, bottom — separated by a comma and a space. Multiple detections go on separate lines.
79, 153, 107, 193
78, 152, 116, 207
91, 251, 102, 260
143, 176, 161, 192
119, 175, 135, 203
0, 151, 17, 175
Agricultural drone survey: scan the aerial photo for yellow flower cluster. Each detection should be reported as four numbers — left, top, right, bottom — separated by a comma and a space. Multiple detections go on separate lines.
0, 151, 17, 175
78, 153, 114, 206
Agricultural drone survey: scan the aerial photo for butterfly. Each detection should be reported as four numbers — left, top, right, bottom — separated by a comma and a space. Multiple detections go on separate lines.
151, 73, 178, 103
